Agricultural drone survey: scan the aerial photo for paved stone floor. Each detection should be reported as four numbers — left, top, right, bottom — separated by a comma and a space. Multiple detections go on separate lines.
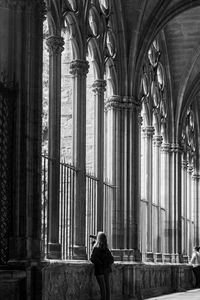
146, 288, 200, 299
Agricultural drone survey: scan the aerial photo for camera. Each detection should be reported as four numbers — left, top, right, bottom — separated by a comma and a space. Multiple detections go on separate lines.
89, 234, 97, 239
89, 234, 96, 246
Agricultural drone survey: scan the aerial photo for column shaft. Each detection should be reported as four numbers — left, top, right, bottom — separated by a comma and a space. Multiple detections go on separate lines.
187, 164, 193, 255
0, 1, 45, 260
170, 144, 182, 262
70, 59, 89, 259
122, 97, 142, 261
160, 143, 170, 261
143, 126, 154, 259
105, 96, 123, 260
46, 35, 64, 259
193, 174, 200, 246
152, 135, 162, 259
92, 80, 106, 232
181, 160, 187, 257
129, 102, 142, 261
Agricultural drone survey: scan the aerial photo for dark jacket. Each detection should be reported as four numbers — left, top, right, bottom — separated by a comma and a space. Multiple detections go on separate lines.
90, 246, 114, 276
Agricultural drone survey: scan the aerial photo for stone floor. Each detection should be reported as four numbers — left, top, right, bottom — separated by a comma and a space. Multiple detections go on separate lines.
146, 288, 200, 299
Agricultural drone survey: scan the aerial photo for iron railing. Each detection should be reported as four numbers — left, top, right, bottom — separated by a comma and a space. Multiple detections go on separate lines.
41, 154, 115, 259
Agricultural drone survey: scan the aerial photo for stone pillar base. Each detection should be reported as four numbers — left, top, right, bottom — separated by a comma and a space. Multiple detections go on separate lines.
134, 249, 142, 262
123, 249, 132, 261
113, 249, 142, 262
163, 253, 171, 263
146, 252, 154, 262
9, 237, 41, 260
47, 243, 61, 259
176, 253, 184, 263
154, 253, 163, 263
111, 249, 124, 261
170, 253, 176, 263
71, 246, 87, 260
182, 255, 189, 263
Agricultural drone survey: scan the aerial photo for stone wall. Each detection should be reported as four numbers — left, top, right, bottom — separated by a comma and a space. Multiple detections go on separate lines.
0, 269, 26, 300
42, 261, 194, 300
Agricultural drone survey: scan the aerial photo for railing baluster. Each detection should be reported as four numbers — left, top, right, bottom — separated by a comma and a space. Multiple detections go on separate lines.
60, 162, 63, 258
63, 162, 66, 260
66, 166, 69, 258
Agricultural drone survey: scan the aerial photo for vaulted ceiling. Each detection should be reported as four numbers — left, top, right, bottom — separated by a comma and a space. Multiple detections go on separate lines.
119, 0, 200, 128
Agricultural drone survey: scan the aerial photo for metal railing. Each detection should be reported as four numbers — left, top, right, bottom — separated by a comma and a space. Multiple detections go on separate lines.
41, 154, 115, 259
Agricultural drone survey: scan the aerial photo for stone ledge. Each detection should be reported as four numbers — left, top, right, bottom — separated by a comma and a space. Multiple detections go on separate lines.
0, 270, 26, 279
41, 260, 194, 300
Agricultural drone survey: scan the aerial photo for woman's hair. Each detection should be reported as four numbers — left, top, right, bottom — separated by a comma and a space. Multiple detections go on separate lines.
94, 231, 108, 249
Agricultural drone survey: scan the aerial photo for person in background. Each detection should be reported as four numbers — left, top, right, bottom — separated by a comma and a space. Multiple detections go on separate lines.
90, 231, 114, 300
190, 246, 200, 288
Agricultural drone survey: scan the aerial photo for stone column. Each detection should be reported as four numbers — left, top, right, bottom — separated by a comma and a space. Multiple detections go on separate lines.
104, 96, 124, 260
181, 159, 187, 258
187, 163, 193, 255
0, 0, 45, 261
170, 143, 183, 263
92, 79, 106, 232
160, 143, 170, 262
192, 173, 200, 247
46, 35, 64, 259
142, 126, 154, 261
123, 97, 142, 261
70, 59, 89, 259
152, 135, 163, 262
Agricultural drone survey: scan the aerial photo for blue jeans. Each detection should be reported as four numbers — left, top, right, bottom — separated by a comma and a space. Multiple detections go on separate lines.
96, 273, 111, 300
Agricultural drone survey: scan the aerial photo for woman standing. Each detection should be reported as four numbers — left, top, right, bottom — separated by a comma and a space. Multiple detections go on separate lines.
190, 246, 200, 288
90, 232, 114, 300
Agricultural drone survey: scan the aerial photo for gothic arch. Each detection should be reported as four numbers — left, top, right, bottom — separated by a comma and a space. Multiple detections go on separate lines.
63, 12, 84, 59
131, 1, 200, 98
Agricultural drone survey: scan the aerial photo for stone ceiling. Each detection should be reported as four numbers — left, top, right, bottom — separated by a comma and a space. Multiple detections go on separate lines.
120, 0, 200, 120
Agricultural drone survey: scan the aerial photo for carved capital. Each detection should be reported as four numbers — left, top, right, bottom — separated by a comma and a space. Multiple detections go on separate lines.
46, 36, 64, 55
153, 135, 163, 147
122, 96, 141, 112
142, 126, 155, 138
92, 79, 106, 94
192, 173, 200, 180
181, 160, 188, 169
70, 60, 89, 76
170, 143, 183, 153
187, 164, 193, 174
104, 95, 122, 111
160, 142, 170, 153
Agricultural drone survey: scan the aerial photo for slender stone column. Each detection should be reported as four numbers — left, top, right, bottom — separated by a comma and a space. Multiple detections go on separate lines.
152, 135, 163, 261
92, 79, 106, 232
187, 163, 193, 255
170, 143, 183, 263
123, 97, 142, 261
192, 173, 200, 247
160, 143, 170, 262
181, 159, 187, 257
142, 126, 154, 261
70, 59, 89, 259
46, 35, 64, 259
104, 96, 124, 260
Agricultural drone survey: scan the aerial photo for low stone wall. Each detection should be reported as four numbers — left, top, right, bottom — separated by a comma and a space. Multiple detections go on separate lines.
42, 261, 194, 300
0, 269, 26, 300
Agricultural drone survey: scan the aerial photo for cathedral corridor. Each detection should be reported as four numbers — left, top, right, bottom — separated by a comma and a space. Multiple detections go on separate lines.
1, 0, 200, 299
